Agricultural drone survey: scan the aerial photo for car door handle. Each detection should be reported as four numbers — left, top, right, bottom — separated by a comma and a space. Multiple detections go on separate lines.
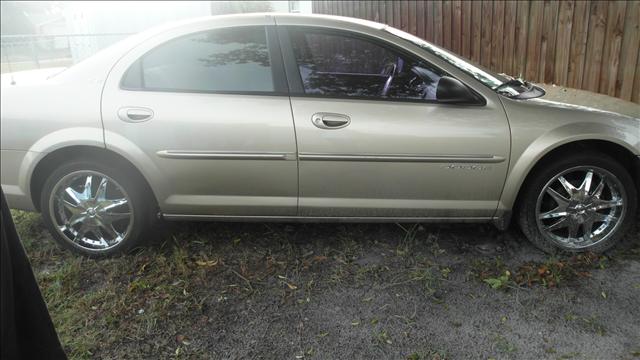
118, 107, 154, 122
311, 113, 351, 129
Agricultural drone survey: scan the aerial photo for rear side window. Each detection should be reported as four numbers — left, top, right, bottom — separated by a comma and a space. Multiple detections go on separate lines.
122, 26, 274, 93
288, 28, 446, 100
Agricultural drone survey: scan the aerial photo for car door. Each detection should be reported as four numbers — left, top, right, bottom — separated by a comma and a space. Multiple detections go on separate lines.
279, 25, 510, 218
101, 21, 298, 216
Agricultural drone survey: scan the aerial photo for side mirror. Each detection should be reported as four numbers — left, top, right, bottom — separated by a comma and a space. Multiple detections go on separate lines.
436, 76, 478, 104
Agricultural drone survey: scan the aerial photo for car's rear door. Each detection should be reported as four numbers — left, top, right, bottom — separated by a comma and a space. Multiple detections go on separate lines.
277, 23, 510, 218
102, 18, 298, 216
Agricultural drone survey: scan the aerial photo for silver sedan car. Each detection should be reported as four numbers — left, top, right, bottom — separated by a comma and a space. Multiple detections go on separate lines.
1, 14, 639, 256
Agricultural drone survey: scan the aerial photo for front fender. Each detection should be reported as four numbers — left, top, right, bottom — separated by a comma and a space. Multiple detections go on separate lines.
498, 118, 639, 213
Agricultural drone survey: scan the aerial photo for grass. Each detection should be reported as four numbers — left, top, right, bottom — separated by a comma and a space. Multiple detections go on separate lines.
9, 210, 640, 359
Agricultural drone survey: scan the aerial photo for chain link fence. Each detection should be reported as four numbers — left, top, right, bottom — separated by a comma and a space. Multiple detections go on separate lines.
1, 33, 132, 73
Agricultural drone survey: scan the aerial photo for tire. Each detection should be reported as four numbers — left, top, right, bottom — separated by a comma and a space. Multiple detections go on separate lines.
518, 152, 637, 254
40, 159, 155, 257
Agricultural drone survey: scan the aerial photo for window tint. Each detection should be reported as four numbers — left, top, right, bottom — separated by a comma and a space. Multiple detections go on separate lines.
289, 29, 446, 100
122, 26, 274, 92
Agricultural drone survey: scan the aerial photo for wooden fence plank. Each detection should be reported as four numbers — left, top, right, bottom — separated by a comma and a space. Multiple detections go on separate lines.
554, 1, 574, 85
633, 53, 640, 103
583, 1, 608, 92
416, 0, 425, 38
514, 1, 530, 78
443, 1, 452, 49
503, 1, 517, 75
384, 1, 393, 26
393, 0, 401, 28
425, 0, 434, 42
480, 0, 493, 67
433, 1, 443, 45
491, 1, 505, 71
471, 0, 482, 63
525, 1, 544, 81
541, 0, 560, 83
452, 0, 462, 54
409, 1, 418, 35
461, 0, 472, 59
617, 0, 639, 100
401, 0, 409, 31
567, 0, 590, 88
599, 1, 626, 95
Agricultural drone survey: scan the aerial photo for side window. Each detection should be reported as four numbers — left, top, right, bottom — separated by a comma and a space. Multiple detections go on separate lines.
122, 26, 274, 92
288, 29, 446, 100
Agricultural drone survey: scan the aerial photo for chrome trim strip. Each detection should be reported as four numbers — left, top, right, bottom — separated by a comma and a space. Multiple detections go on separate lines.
157, 150, 292, 160
298, 153, 505, 163
161, 214, 493, 223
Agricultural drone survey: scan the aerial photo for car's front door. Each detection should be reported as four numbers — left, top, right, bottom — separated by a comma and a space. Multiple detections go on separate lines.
102, 22, 298, 216
280, 26, 510, 218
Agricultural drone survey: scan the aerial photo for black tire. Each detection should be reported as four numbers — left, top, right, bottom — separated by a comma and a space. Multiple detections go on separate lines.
518, 152, 637, 254
40, 159, 156, 257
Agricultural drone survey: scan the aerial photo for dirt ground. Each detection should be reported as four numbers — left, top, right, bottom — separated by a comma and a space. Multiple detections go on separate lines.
12, 210, 640, 360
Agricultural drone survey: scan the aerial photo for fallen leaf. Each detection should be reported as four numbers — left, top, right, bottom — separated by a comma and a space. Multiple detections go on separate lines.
195, 259, 218, 267
286, 282, 298, 290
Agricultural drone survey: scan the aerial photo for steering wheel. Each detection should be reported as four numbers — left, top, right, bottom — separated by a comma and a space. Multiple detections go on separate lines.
379, 63, 397, 97
409, 66, 432, 99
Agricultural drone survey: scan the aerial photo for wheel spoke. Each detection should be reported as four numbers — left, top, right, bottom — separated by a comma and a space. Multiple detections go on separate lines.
545, 217, 570, 231
591, 177, 605, 199
558, 176, 576, 196
582, 218, 595, 242
68, 213, 85, 226
101, 212, 131, 224
100, 198, 128, 212
62, 199, 83, 215
567, 220, 579, 240
592, 198, 623, 210
580, 170, 594, 193
593, 213, 617, 223
74, 223, 89, 241
539, 208, 567, 220
83, 175, 93, 198
94, 177, 108, 201
65, 187, 83, 205
98, 220, 119, 240
94, 228, 111, 247
546, 188, 570, 207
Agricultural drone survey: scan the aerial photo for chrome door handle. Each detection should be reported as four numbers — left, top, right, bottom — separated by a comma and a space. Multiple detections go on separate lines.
311, 112, 351, 129
118, 107, 154, 122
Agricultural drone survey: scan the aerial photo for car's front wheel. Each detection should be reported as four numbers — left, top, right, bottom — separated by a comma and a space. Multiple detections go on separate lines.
40, 159, 155, 257
519, 152, 637, 253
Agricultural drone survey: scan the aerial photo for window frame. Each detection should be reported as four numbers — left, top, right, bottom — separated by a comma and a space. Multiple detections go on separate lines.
119, 25, 289, 96
278, 25, 486, 106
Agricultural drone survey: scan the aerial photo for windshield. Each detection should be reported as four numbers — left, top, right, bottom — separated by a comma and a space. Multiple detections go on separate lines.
384, 26, 511, 91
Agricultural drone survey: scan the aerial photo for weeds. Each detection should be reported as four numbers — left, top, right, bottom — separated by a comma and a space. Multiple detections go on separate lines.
474, 253, 611, 290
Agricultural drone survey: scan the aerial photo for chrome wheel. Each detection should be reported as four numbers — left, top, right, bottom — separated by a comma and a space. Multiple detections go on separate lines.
535, 166, 627, 250
49, 170, 134, 250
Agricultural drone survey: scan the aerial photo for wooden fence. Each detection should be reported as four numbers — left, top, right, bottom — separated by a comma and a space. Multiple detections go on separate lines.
311, 1, 640, 104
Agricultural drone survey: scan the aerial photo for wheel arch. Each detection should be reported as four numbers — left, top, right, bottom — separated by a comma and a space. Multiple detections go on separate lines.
30, 145, 160, 212
504, 139, 639, 219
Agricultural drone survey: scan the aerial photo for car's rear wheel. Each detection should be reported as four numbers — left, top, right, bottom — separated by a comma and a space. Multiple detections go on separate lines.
40, 160, 154, 257
518, 152, 637, 253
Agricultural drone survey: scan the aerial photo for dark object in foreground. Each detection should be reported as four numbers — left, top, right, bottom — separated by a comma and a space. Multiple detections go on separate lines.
1, 188, 66, 359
